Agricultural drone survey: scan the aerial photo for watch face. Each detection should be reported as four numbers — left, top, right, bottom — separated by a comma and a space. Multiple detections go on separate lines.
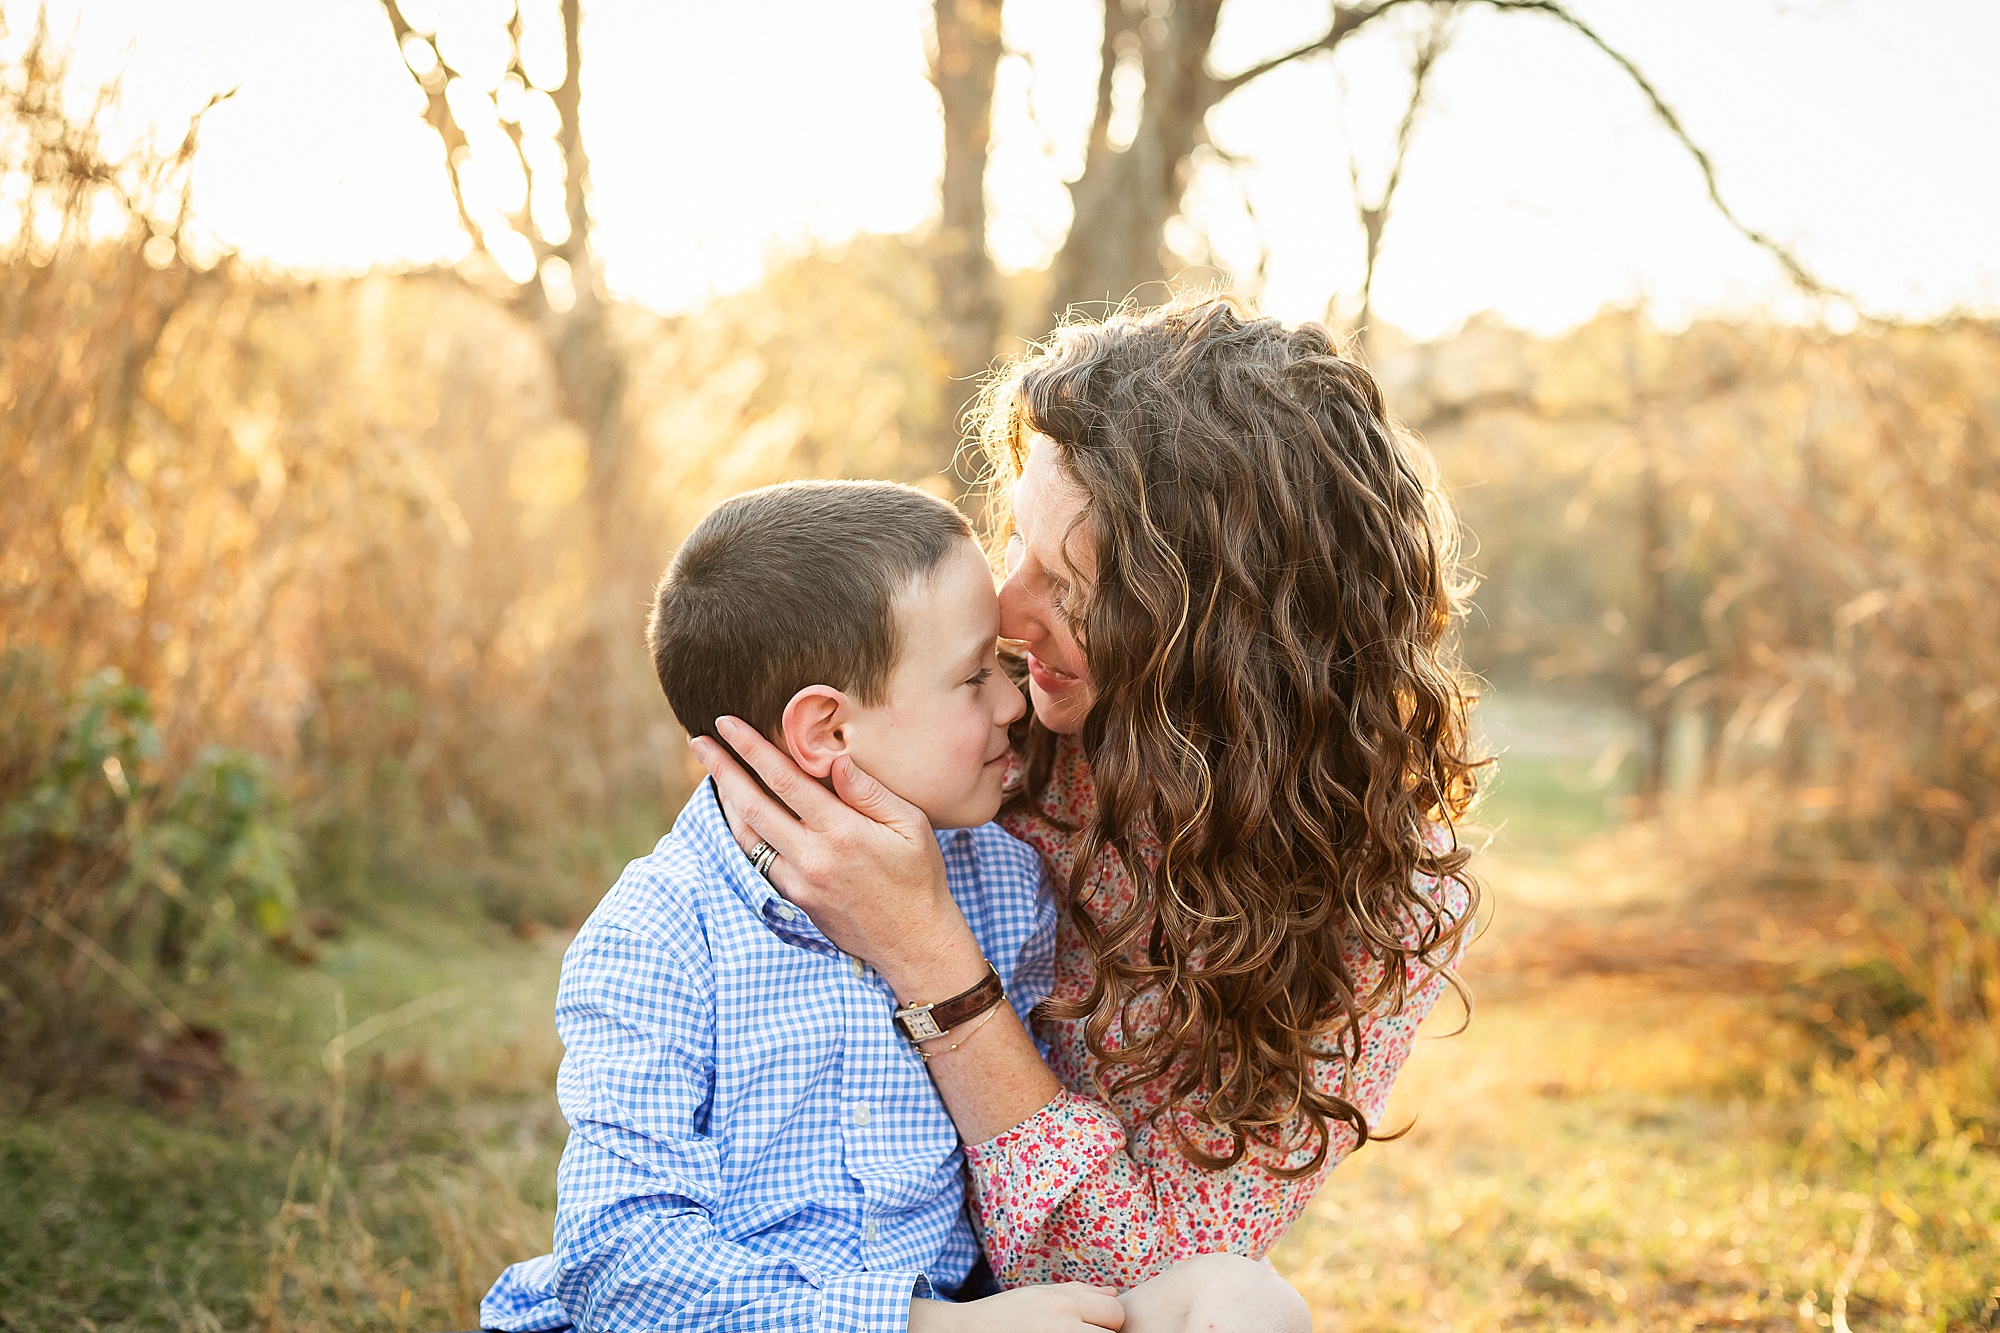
899, 1008, 944, 1041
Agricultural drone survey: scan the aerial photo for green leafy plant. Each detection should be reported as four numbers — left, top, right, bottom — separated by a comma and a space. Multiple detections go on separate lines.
0, 653, 298, 1103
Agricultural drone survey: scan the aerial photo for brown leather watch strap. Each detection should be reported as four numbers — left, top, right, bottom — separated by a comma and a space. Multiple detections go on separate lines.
893, 962, 1004, 1043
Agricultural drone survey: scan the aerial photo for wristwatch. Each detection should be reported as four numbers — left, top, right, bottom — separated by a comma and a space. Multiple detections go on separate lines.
893, 962, 1005, 1043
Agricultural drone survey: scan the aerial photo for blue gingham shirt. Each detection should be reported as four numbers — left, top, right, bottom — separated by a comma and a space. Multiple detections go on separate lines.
481, 779, 1055, 1333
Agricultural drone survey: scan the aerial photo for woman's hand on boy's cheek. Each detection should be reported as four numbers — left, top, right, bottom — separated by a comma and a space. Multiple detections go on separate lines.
687, 734, 764, 859
695, 717, 982, 997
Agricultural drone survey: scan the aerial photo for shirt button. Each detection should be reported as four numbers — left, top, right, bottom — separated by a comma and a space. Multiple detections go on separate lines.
849, 956, 865, 977
774, 903, 799, 922
864, 1220, 878, 1242
852, 1103, 872, 1127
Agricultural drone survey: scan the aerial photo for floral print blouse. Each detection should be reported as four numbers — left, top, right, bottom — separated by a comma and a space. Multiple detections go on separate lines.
971, 734, 1471, 1290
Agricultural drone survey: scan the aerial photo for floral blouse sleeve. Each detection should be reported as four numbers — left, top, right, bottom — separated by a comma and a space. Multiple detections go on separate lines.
976, 737, 1471, 1290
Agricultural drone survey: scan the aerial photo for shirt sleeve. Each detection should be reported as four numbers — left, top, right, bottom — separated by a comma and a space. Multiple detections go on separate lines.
549, 924, 928, 1333
963, 902, 1466, 1290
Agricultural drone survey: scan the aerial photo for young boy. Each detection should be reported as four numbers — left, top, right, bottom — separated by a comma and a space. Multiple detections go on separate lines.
479, 481, 1063, 1333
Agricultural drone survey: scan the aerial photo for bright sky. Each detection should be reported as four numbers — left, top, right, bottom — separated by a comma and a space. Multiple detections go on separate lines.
18, 0, 1999, 339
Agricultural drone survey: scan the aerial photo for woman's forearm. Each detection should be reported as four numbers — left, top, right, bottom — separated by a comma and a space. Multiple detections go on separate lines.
866, 902, 1062, 1145
917, 996, 1062, 1145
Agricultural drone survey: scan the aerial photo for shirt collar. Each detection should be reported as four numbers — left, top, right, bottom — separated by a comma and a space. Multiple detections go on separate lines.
675, 778, 816, 936
676, 778, 979, 941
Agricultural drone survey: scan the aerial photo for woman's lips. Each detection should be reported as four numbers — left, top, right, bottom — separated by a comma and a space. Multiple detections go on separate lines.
1026, 652, 1079, 693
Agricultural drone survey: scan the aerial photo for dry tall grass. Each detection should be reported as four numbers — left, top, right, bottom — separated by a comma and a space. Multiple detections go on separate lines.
0, 29, 963, 1098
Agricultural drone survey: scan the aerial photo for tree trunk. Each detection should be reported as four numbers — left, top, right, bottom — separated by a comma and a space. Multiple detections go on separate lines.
932, 0, 1005, 450
383, 0, 654, 804
1634, 428, 1671, 811
1050, 0, 1223, 320
383, 0, 629, 519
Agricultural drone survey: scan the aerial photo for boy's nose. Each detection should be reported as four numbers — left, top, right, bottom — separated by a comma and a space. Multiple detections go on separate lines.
996, 676, 1028, 726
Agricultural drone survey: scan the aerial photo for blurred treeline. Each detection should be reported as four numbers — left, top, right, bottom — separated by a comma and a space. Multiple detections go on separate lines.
1402, 310, 2000, 1093
2, 9, 1994, 1123
0, 30, 970, 1098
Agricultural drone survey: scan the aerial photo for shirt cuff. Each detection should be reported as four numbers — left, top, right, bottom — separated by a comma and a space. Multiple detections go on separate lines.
963, 1088, 1128, 1276
820, 1269, 930, 1333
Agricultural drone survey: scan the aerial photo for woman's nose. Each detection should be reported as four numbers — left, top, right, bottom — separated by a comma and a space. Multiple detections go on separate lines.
996, 568, 1037, 644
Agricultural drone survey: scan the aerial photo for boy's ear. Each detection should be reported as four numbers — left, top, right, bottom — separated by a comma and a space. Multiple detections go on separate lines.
780, 686, 852, 779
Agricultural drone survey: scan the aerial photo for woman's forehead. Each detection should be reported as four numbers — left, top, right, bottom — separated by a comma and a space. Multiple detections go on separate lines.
1014, 434, 1077, 526
1012, 436, 1094, 578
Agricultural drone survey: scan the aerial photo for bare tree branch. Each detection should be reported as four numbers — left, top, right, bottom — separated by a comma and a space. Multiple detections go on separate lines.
1345, 4, 1451, 347
497, 111, 550, 262
1213, 0, 1417, 98
495, 9, 554, 266
549, 0, 593, 281
1377, 15, 1446, 220
375, 0, 624, 506
380, 0, 496, 269
1050, 0, 1854, 337
1477, 0, 1845, 302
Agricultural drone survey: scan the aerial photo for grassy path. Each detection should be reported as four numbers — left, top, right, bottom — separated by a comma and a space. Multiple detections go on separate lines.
1273, 876, 2000, 1330
0, 911, 571, 1332
1271, 734, 2000, 1333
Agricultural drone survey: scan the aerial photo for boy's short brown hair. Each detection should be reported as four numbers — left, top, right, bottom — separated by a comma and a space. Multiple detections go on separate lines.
649, 480, 974, 742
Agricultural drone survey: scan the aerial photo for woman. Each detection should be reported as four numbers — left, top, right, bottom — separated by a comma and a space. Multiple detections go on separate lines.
694, 297, 1480, 1329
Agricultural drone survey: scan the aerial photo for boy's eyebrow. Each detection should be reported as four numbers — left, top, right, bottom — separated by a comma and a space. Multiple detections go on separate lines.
951, 634, 995, 676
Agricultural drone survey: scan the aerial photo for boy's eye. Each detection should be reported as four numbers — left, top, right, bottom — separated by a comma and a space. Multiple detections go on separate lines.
965, 667, 993, 688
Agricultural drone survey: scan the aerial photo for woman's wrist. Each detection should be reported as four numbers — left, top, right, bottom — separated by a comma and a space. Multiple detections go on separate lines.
915, 995, 1007, 1062
879, 916, 989, 1006
906, 1296, 958, 1333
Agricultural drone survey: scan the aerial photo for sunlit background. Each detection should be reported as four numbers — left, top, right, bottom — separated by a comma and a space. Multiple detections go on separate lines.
26, 0, 2000, 335
4, 3, 1998, 1331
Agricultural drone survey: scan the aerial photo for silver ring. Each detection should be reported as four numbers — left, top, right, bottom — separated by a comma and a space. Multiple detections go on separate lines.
748, 840, 778, 877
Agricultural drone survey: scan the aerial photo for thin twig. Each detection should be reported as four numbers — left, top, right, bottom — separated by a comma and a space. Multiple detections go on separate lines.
321, 985, 471, 1068
35, 906, 193, 1039
1345, 6, 1453, 345
1830, 1206, 1876, 1333
379, 0, 492, 263
1476, 0, 1849, 305
1215, 0, 1418, 97
319, 987, 347, 1230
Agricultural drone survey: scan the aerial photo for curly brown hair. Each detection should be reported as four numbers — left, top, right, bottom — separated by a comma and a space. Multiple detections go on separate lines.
976, 295, 1482, 1177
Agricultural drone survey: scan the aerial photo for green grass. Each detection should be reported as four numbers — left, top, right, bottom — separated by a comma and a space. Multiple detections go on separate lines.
0, 907, 569, 1333
1471, 692, 1635, 859
0, 1104, 285, 1331
1479, 749, 1629, 855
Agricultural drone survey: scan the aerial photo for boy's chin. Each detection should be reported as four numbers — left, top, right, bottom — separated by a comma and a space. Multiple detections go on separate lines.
920, 781, 1005, 831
